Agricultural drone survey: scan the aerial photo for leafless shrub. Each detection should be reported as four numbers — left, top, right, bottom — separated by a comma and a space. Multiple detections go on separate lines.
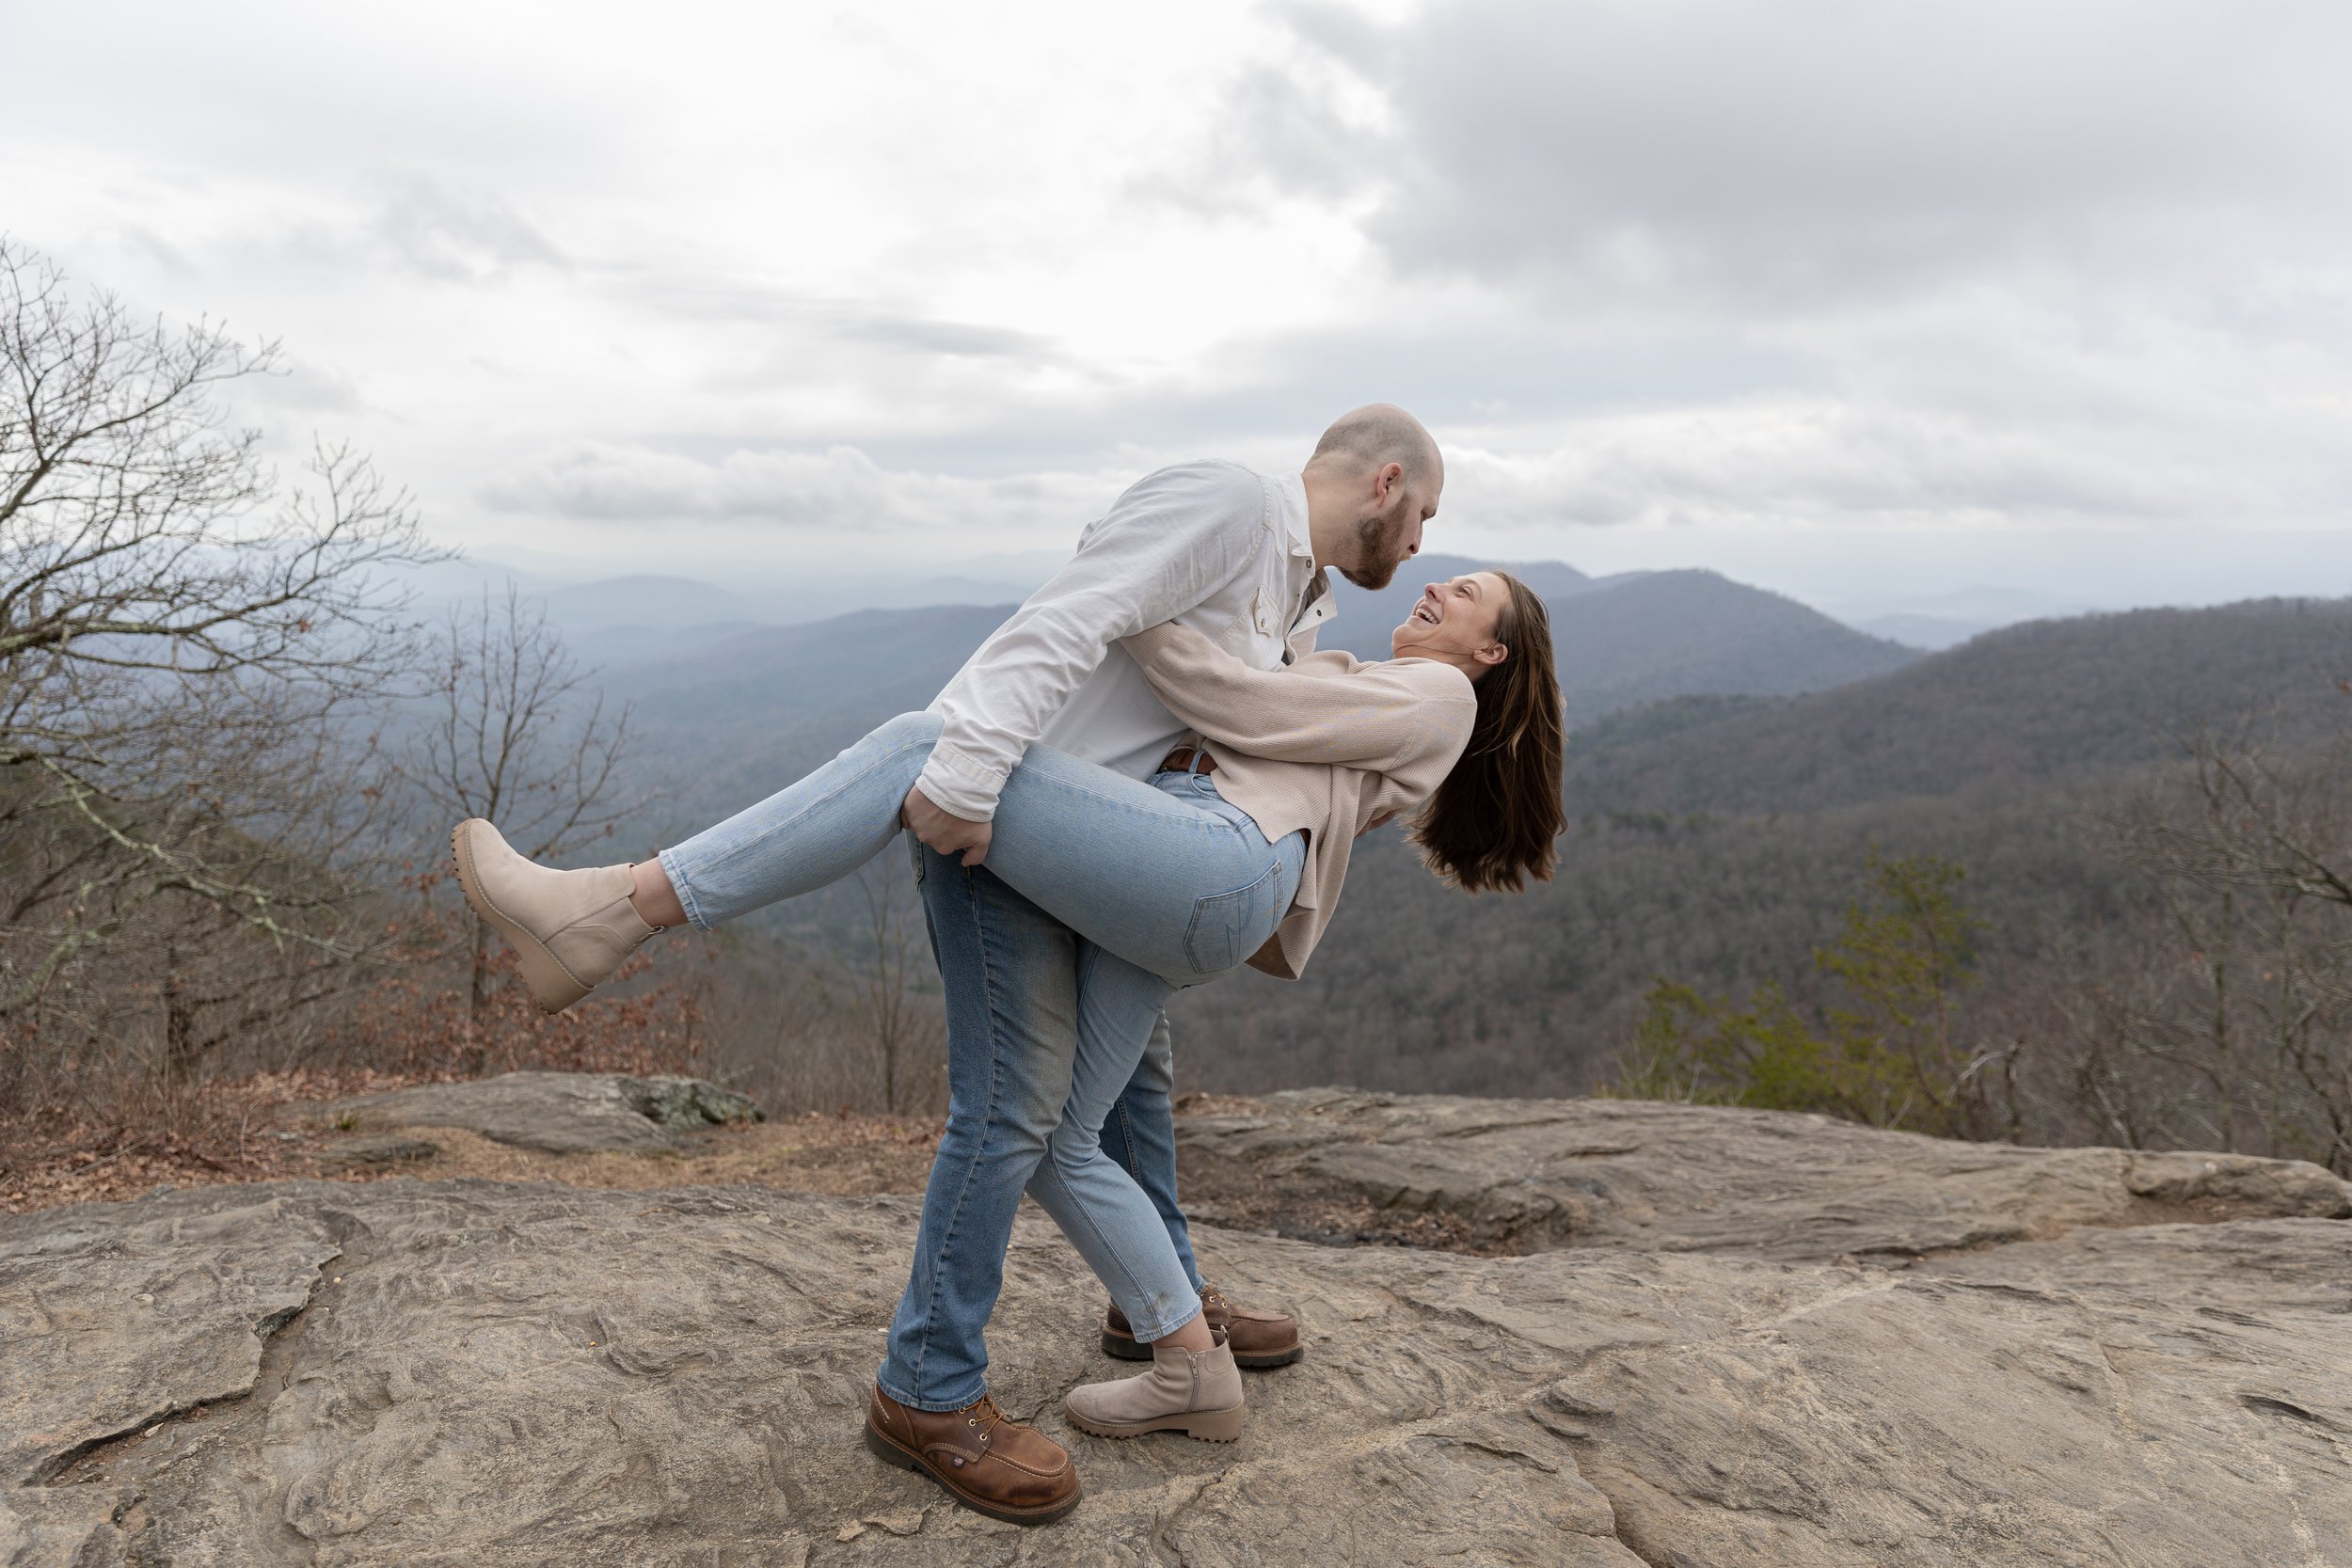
1, 237, 439, 1127
2046, 705, 2352, 1173
695, 903, 947, 1118
391, 585, 644, 1030
839, 863, 946, 1114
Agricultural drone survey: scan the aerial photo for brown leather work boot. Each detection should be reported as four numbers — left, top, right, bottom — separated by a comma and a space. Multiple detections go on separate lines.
1102, 1285, 1304, 1369
863, 1385, 1081, 1526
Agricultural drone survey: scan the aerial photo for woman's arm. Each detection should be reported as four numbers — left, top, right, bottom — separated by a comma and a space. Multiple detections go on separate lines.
1121, 622, 1473, 773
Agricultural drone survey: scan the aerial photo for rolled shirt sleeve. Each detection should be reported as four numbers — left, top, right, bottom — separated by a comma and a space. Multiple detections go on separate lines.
917, 462, 1268, 820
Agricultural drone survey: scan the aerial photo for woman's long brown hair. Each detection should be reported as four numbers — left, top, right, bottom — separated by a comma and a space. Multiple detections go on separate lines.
1409, 572, 1565, 894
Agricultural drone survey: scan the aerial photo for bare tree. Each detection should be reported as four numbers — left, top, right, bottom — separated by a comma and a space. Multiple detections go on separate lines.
842, 861, 944, 1113
0, 237, 437, 1091
396, 584, 644, 1022
2083, 705, 2352, 1173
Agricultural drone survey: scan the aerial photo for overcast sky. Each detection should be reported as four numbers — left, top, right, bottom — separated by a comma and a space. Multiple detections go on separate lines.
6, 0, 2349, 614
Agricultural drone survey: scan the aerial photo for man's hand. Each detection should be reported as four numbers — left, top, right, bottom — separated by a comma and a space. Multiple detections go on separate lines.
902, 784, 993, 867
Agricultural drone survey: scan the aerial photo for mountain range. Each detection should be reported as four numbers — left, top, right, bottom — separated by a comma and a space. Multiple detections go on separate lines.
1324, 554, 1921, 717
600, 549, 1923, 845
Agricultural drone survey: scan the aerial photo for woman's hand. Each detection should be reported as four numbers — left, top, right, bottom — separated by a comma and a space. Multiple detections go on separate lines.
902, 784, 993, 866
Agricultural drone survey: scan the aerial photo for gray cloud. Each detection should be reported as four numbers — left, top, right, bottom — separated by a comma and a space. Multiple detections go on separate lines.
476, 439, 1120, 537
609, 269, 1059, 362
1237, 0, 2352, 311
16, 0, 2346, 612
368, 171, 567, 282
267, 172, 569, 284
1113, 0, 2352, 553
834, 311, 1053, 360
237, 356, 366, 414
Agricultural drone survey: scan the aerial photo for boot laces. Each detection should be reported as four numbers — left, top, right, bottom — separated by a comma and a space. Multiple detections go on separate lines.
960, 1393, 1007, 1446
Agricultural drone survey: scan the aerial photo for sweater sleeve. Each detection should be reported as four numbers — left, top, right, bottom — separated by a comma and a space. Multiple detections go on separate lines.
1121, 622, 1474, 774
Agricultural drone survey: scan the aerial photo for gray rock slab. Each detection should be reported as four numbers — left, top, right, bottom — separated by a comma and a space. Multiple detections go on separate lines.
328, 1071, 761, 1154
315, 1135, 439, 1168
1181, 1089, 2352, 1260
4, 1174, 2347, 1567
0, 1194, 341, 1488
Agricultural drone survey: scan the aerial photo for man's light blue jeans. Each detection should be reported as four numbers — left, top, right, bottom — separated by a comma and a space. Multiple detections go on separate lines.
659, 712, 1302, 1410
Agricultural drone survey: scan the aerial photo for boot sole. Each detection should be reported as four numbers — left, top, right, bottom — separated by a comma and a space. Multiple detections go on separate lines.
1102, 1331, 1305, 1370
450, 821, 590, 1015
861, 1420, 1082, 1525
1064, 1401, 1246, 1443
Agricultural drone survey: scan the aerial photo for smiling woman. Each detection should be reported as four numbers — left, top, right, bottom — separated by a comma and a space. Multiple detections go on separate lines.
1393, 572, 1565, 895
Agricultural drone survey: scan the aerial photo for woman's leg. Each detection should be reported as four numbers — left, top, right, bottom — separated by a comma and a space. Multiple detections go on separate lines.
657, 711, 1301, 986
1098, 1011, 1205, 1296
970, 751, 1304, 986
1022, 944, 1204, 1344
655, 711, 943, 929
1032, 943, 1244, 1442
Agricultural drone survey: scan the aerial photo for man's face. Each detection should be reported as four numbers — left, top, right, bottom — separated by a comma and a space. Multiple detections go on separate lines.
1337, 472, 1438, 591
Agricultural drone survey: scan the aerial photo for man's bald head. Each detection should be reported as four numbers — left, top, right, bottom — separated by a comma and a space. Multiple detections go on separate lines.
1301, 404, 1444, 591
1308, 403, 1444, 493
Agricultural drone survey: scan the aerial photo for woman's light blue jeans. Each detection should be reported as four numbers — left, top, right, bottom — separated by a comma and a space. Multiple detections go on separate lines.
659, 712, 1301, 989
659, 711, 1304, 1393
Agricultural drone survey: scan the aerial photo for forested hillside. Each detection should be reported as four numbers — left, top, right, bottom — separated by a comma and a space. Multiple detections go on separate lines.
605, 605, 1009, 846
1566, 598, 2352, 814
1166, 777, 2128, 1096
1168, 596, 2352, 1110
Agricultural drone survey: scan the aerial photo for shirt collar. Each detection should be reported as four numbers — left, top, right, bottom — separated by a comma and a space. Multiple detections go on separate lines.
1276, 470, 1315, 562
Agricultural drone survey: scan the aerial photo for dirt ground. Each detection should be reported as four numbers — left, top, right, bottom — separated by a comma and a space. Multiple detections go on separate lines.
313, 1112, 953, 1196
4, 1085, 1494, 1254
299, 1102, 1493, 1254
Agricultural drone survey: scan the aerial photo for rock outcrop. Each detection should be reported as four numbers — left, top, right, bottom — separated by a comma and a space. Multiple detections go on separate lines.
1177, 1088, 2352, 1258
4, 1095, 2348, 1566
326, 1070, 762, 1155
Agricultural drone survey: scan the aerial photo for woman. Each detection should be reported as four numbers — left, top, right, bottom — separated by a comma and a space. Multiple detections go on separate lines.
453, 570, 1564, 1444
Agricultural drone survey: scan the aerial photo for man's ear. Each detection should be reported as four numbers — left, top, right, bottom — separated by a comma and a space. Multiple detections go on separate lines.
1375, 460, 1404, 501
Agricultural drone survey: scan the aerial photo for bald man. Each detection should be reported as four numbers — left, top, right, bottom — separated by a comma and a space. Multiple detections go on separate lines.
868, 407, 1444, 1523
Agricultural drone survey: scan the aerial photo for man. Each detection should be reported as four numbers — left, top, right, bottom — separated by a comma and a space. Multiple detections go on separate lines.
863, 405, 1444, 1525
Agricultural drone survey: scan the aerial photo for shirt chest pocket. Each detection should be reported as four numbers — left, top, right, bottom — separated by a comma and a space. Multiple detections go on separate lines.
1216, 563, 1291, 666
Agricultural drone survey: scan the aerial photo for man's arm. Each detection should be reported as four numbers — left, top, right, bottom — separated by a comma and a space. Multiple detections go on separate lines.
906, 462, 1265, 863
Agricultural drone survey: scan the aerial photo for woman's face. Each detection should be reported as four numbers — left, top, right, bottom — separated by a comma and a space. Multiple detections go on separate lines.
1389, 572, 1510, 674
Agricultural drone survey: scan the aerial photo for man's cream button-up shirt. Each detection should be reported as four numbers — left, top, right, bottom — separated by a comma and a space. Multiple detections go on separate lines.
919, 460, 1331, 821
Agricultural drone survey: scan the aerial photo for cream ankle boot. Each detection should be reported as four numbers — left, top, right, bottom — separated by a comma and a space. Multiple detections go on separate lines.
1064, 1327, 1245, 1442
451, 819, 663, 1014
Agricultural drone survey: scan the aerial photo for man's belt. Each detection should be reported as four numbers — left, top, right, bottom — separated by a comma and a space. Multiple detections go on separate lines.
1160, 747, 1217, 776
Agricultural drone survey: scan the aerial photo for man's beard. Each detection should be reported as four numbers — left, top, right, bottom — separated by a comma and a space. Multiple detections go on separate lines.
1336, 501, 1416, 591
